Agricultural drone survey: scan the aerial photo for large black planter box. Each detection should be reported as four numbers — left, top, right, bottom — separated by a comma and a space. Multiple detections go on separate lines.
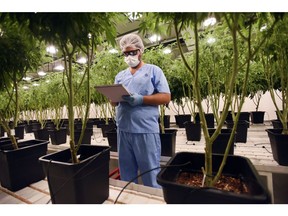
39, 145, 111, 204
160, 129, 177, 157
226, 120, 249, 143
0, 139, 49, 191
157, 152, 271, 204
184, 121, 201, 141
251, 111, 265, 124
266, 129, 288, 166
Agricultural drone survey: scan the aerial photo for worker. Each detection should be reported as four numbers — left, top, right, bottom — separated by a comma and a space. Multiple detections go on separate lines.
113, 33, 171, 188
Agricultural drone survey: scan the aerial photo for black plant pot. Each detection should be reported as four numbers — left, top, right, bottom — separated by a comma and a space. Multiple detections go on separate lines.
221, 111, 250, 123
99, 123, 116, 138
106, 128, 117, 152
195, 113, 215, 128
25, 123, 34, 133
49, 128, 67, 145
33, 128, 50, 141
158, 115, 171, 128
208, 129, 235, 155
157, 152, 271, 204
0, 125, 5, 137
251, 111, 265, 124
32, 122, 41, 131
266, 129, 288, 166
226, 120, 249, 143
275, 110, 288, 120
74, 128, 93, 144
94, 118, 114, 128
0, 139, 49, 191
14, 125, 25, 139
39, 145, 111, 204
175, 114, 191, 128
271, 119, 288, 129
160, 129, 177, 157
184, 121, 201, 141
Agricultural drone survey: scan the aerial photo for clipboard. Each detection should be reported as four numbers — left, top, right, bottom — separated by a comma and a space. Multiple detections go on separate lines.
95, 84, 131, 102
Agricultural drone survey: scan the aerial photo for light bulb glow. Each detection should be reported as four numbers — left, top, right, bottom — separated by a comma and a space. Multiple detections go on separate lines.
203, 17, 217, 27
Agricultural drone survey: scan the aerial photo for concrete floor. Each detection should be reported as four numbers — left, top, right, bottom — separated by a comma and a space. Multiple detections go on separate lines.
1, 121, 288, 204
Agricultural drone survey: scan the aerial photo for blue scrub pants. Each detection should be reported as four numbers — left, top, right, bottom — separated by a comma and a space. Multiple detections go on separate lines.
117, 129, 161, 188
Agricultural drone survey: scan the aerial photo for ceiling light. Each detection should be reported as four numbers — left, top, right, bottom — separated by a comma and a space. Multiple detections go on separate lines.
127, 12, 142, 21
203, 17, 216, 27
23, 86, 29, 90
32, 83, 40, 86
163, 48, 172, 54
23, 77, 32, 81
260, 25, 267, 32
38, 71, 47, 76
46, 45, 58, 54
207, 37, 216, 44
54, 65, 64, 71
149, 34, 161, 43
109, 48, 118, 54
77, 57, 87, 64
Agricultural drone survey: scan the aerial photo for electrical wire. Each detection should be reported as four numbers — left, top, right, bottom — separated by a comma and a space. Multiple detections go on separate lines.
45, 148, 109, 204
254, 142, 271, 146
262, 146, 272, 154
185, 140, 196, 145
113, 161, 192, 204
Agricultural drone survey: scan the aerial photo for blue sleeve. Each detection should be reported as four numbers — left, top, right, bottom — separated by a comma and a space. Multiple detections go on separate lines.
152, 65, 170, 94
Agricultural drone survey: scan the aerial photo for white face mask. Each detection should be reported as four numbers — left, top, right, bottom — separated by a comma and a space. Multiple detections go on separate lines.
124, 55, 140, 68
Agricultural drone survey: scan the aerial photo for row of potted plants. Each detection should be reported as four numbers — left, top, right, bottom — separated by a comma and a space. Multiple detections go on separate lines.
1, 12, 288, 204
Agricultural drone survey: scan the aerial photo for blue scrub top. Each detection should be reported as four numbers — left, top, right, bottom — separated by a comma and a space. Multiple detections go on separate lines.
114, 64, 170, 133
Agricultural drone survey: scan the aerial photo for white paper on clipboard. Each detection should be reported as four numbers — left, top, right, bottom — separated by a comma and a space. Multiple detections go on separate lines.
95, 84, 131, 103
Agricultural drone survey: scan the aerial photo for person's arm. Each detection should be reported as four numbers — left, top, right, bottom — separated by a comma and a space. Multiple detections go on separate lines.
122, 92, 170, 107
143, 93, 171, 105
110, 101, 118, 107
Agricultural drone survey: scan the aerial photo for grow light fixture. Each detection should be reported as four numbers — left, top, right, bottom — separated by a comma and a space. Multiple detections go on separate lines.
32, 83, 40, 86
46, 45, 58, 54
163, 48, 171, 54
127, 12, 142, 21
207, 37, 216, 44
77, 57, 87, 64
54, 65, 64, 71
23, 86, 29, 90
148, 34, 161, 43
203, 17, 216, 27
109, 48, 118, 54
23, 77, 32, 81
37, 71, 46, 76
260, 25, 267, 32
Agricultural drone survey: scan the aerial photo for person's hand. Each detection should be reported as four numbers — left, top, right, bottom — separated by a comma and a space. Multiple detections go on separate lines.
122, 93, 143, 106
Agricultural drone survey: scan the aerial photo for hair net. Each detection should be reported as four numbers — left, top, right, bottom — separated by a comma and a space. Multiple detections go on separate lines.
119, 33, 145, 53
